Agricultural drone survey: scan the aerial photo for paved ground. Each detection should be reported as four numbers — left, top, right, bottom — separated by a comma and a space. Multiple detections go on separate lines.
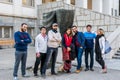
0, 47, 120, 80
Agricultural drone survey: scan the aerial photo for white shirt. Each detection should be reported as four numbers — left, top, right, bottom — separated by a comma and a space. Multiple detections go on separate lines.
35, 33, 47, 53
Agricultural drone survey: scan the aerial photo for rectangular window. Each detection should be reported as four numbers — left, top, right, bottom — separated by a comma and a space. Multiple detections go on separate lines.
22, 0, 35, 7
0, 27, 13, 38
71, 0, 75, 5
0, 27, 2, 38
4, 27, 10, 38
0, 0, 13, 3
27, 27, 34, 38
42, 0, 56, 3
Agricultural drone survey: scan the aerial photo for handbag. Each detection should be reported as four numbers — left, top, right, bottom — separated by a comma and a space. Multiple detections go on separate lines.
105, 40, 112, 54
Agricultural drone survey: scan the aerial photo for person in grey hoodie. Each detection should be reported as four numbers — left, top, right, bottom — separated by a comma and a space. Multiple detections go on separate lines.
33, 27, 48, 78
46, 23, 62, 75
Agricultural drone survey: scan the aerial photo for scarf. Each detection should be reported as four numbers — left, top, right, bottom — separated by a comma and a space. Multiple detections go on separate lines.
52, 29, 58, 33
64, 34, 73, 47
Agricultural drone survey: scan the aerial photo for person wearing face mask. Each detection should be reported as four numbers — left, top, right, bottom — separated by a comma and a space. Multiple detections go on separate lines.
45, 23, 62, 75
13, 23, 32, 80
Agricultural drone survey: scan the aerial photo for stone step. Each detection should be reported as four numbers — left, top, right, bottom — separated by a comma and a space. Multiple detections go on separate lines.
112, 55, 120, 59
117, 50, 120, 53
115, 53, 120, 56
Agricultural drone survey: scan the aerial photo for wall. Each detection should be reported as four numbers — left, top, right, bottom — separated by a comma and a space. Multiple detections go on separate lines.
0, 0, 41, 18
37, 1, 120, 58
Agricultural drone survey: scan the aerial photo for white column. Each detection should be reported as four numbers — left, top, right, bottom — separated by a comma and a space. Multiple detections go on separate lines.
75, 0, 87, 8
64, 0, 71, 4
31, 29, 33, 37
9, 27, 12, 38
92, 0, 103, 13
113, 0, 119, 16
2, 27, 4, 38
102, 0, 111, 15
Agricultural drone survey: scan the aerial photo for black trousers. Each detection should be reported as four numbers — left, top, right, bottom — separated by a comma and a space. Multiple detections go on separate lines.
95, 52, 105, 69
85, 48, 94, 69
33, 53, 47, 75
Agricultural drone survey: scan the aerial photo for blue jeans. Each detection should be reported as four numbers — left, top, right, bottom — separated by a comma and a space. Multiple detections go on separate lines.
45, 47, 58, 73
76, 47, 83, 70
13, 51, 27, 77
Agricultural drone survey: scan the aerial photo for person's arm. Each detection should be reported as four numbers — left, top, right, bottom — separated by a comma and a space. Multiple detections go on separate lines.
14, 32, 25, 44
101, 37, 105, 54
48, 31, 57, 42
35, 36, 40, 53
55, 33, 62, 43
62, 35, 67, 48
78, 32, 85, 48
24, 33, 32, 44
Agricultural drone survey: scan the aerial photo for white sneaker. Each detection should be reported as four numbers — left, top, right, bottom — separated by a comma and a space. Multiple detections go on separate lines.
14, 77, 18, 80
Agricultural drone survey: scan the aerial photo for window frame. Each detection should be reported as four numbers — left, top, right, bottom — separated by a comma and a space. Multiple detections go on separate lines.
0, 0, 13, 4
22, 0, 35, 7
0, 26, 13, 39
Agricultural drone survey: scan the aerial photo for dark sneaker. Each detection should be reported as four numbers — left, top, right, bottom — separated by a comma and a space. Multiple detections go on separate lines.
51, 73, 57, 75
41, 74, 46, 79
84, 68, 89, 71
66, 70, 71, 73
34, 74, 39, 77
22, 74, 30, 77
90, 68, 94, 71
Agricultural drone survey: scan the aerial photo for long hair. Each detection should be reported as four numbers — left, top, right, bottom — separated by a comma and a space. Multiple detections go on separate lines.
98, 28, 105, 35
65, 28, 73, 37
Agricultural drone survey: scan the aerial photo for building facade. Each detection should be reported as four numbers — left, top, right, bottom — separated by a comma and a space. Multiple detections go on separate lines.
0, 0, 119, 40
41, 0, 120, 16
0, 0, 42, 40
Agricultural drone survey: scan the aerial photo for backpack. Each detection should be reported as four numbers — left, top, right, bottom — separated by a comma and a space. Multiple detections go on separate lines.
105, 40, 112, 54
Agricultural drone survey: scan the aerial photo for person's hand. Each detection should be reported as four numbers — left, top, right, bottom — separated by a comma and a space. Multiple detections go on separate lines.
58, 40, 61, 44
80, 46, 83, 49
67, 47, 71, 52
36, 52, 40, 58
21, 40, 24, 42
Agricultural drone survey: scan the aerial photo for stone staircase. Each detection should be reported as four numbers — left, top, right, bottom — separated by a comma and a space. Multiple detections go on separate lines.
112, 48, 120, 59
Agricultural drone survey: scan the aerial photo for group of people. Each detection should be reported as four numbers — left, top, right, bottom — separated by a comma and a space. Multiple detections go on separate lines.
13, 23, 107, 80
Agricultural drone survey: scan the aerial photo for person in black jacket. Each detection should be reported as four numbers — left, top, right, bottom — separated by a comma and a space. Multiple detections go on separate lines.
95, 28, 107, 73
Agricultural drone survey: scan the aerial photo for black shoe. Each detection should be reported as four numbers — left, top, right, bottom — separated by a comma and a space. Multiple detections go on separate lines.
66, 70, 71, 73
22, 74, 30, 77
51, 72, 57, 75
90, 68, 94, 71
84, 68, 89, 71
34, 73, 39, 77
41, 74, 46, 79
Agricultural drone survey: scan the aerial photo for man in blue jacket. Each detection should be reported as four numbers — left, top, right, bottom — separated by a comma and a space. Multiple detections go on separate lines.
72, 25, 85, 73
13, 23, 32, 80
84, 25, 96, 71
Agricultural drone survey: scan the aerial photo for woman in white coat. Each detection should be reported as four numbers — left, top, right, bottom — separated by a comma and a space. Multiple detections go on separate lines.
95, 28, 107, 73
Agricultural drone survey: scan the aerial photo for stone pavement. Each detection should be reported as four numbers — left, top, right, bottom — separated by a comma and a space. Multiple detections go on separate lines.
0, 47, 120, 80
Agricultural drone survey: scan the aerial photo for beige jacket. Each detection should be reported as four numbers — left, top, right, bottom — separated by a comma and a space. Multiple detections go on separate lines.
48, 30, 62, 48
